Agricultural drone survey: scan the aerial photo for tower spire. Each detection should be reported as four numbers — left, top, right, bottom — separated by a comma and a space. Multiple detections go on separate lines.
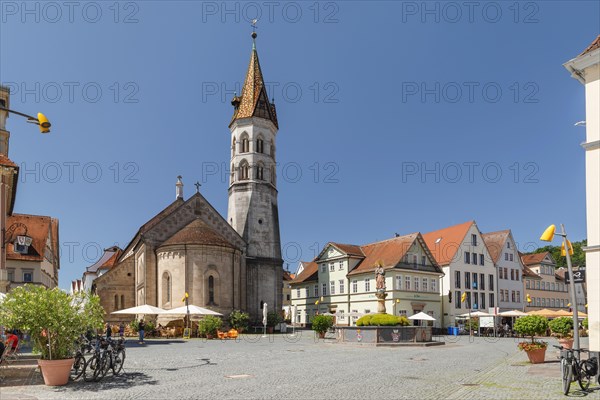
229, 27, 278, 129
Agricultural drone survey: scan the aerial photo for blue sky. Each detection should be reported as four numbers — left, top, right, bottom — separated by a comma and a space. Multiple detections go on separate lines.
1, 1, 598, 289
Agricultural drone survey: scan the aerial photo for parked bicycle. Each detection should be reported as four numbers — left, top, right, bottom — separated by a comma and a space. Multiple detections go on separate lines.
70, 335, 93, 381
554, 345, 598, 395
74, 335, 126, 382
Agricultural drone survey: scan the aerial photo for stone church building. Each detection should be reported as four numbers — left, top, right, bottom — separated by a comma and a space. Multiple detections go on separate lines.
95, 33, 283, 321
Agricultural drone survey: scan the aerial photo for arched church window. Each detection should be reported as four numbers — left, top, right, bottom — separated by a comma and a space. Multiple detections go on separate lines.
121, 295, 125, 309
162, 272, 171, 305
270, 141, 275, 158
114, 294, 118, 310
256, 163, 264, 180
208, 276, 215, 304
256, 137, 264, 153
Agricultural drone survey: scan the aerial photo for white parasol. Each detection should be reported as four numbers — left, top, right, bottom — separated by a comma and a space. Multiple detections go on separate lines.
408, 311, 436, 321
111, 304, 165, 315
161, 305, 222, 316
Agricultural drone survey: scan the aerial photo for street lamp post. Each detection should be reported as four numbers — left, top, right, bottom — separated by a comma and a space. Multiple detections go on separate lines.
0, 107, 51, 134
540, 224, 580, 359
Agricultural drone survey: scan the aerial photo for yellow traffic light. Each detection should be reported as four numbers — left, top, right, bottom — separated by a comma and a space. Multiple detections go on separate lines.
461, 292, 467, 303
561, 240, 574, 256
37, 113, 51, 133
540, 225, 556, 242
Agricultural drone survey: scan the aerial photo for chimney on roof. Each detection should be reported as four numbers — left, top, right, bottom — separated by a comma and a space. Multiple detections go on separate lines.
176, 176, 184, 200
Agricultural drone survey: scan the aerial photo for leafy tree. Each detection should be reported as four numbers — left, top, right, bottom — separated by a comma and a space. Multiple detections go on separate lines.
533, 239, 587, 268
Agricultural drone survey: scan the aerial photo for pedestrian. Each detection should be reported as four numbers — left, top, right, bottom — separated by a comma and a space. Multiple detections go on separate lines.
6, 330, 19, 350
119, 322, 125, 338
138, 319, 145, 344
105, 323, 112, 338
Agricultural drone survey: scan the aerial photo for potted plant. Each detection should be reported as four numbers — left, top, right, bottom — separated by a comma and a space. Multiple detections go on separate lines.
0, 285, 104, 386
198, 315, 222, 339
266, 311, 281, 334
513, 315, 549, 364
312, 315, 334, 338
549, 317, 574, 349
228, 310, 250, 333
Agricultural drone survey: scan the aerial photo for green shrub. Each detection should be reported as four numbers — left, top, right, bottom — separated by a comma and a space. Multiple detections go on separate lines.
356, 314, 410, 326
266, 311, 282, 327
464, 318, 479, 332
312, 315, 334, 334
228, 310, 250, 331
582, 318, 589, 329
549, 317, 573, 338
198, 316, 222, 336
514, 315, 548, 343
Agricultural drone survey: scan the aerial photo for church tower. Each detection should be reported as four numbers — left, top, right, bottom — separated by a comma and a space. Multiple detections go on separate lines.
227, 31, 283, 318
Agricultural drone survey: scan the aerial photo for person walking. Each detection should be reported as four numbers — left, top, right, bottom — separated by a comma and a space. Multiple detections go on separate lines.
138, 319, 145, 344
105, 323, 112, 338
119, 322, 125, 338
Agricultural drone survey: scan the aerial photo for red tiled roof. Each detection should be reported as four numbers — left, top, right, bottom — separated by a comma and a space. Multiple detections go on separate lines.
580, 35, 600, 56
291, 261, 318, 283
481, 230, 510, 264
101, 248, 122, 269
330, 243, 365, 257
0, 154, 17, 168
159, 219, 235, 249
347, 233, 418, 276
521, 252, 550, 266
6, 214, 58, 263
87, 247, 122, 273
422, 221, 474, 266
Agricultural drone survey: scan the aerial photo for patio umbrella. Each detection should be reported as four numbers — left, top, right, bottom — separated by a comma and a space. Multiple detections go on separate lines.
527, 309, 557, 317
458, 311, 492, 318
499, 310, 528, 317
408, 312, 436, 321
0, 292, 6, 302
111, 304, 165, 315
160, 305, 223, 316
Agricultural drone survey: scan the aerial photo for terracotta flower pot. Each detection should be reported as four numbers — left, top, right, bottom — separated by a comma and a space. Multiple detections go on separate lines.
206, 334, 214, 339
318, 332, 326, 339
525, 348, 547, 364
558, 338, 574, 349
267, 327, 274, 334
38, 358, 74, 386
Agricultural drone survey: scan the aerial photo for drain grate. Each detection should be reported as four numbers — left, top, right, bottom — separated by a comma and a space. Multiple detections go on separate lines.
225, 374, 253, 379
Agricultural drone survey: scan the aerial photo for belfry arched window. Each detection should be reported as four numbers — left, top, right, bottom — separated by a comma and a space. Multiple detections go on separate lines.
256, 162, 264, 180
230, 163, 235, 183
256, 136, 264, 153
240, 132, 250, 153
239, 160, 249, 180
232, 137, 236, 156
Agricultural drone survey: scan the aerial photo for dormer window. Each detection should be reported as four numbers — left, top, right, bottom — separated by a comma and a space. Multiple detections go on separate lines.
13, 235, 33, 254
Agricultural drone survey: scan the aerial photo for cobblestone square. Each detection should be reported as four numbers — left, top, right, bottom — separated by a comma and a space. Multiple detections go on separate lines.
1, 334, 597, 400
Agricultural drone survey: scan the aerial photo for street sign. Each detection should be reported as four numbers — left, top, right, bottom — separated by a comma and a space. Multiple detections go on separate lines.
565, 269, 586, 284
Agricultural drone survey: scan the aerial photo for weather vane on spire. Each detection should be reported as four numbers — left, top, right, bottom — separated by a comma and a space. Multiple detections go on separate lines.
251, 19, 258, 40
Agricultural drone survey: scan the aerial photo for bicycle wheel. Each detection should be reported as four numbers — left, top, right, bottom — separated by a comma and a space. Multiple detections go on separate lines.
578, 361, 592, 391
112, 349, 125, 375
561, 358, 572, 395
70, 353, 86, 381
84, 354, 100, 382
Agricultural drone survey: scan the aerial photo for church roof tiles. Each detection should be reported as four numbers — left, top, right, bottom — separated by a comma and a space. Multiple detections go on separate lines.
159, 219, 236, 249
229, 38, 278, 128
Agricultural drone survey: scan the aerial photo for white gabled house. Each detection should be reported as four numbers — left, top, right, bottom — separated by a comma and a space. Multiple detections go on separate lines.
290, 233, 444, 326
423, 221, 497, 328
482, 230, 525, 312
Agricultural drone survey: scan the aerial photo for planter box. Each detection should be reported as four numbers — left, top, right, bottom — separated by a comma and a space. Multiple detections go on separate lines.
335, 326, 433, 344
